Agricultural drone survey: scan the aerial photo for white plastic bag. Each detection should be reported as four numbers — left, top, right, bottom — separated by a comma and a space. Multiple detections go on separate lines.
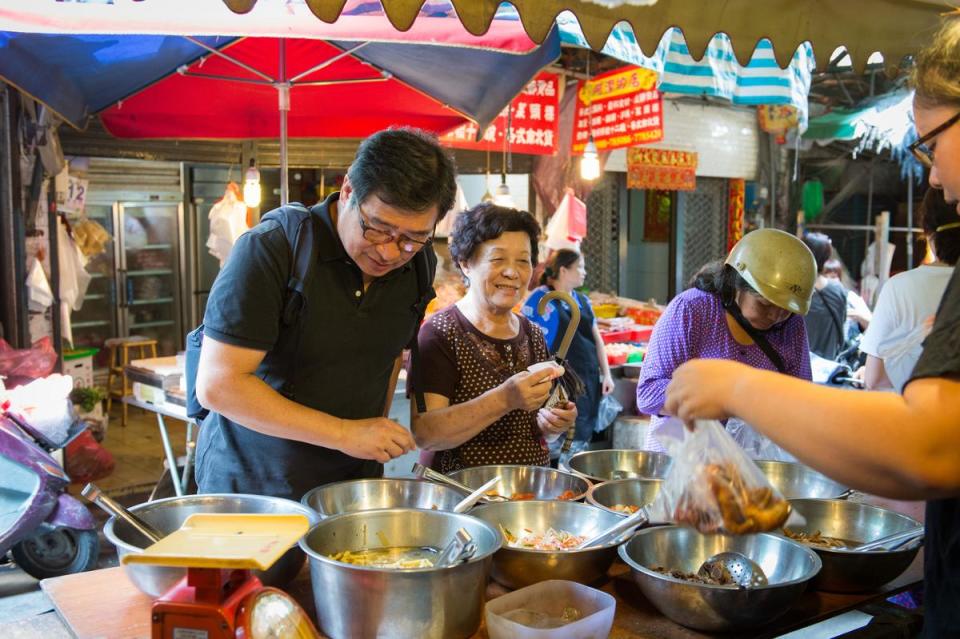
596, 394, 622, 433
651, 418, 791, 534
726, 418, 797, 462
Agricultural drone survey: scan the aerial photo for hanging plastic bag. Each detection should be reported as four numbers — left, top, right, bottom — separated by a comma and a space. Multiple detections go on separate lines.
65, 430, 115, 483
726, 418, 797, 462
651, 418, 791, 534
0, 337, 58, 381
596, 394, 622, 433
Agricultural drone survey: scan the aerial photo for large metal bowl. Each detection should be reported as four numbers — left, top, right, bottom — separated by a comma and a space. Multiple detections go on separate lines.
301, 478, 466, 518
784, 499, 922, 592
469, 500, 627, 589
586, 478, 663, 518
103, 493, 318, 597
756, 460, 851, 500
448, 464, 591, 501
619, 526, 821, 632
300, 508, 500, 639
567, 449, 673, 483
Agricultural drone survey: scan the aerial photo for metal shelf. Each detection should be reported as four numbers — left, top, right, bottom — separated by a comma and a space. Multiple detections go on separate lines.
126, 269, 173, 276
141, 243, 173, 250
128, 297, 174, 306
129, 320, 176, 329
72, 320, 112, 328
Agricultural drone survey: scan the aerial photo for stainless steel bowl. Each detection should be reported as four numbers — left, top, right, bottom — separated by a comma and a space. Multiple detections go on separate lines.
469, 500, 627, 589
567, 449, 673, 483
103, 493, 319, 597
300, 508, 500, 639
619, 526, 821, 632
301, 478, 466, 518
784, 498, 922, 592
586, 478, 663, 517
448, 464, 591, 501
756, 460, 850, 500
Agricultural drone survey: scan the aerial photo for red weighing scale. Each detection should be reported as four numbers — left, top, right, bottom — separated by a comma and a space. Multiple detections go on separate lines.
121, 513, 320, 639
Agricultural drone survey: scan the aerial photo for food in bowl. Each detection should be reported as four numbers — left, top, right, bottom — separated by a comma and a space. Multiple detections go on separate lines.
486, 489, 578, 501
674, 462, 790, 534
500, 525, 586, 550
783, 529, 851, 549
611, 503, 641, 514
329, 546, 440, 569
652, 565, 735, 586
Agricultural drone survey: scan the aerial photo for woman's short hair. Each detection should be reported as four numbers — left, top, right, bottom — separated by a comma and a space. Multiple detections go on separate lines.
921, 187, 960, 265
912, 15, 960, 109
823, 259, 845, 279
802, 231, 833, 273
449, 203, 541, 269
689, 260, 755, 306
539, 249, 581, 286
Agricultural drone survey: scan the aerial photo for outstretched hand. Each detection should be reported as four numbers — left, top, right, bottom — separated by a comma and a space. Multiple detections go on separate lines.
665, 359, 747, 422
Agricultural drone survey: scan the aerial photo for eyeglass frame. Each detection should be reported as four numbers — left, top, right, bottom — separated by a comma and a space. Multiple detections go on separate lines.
354, 198, 434, 254
909, 110, 960, 168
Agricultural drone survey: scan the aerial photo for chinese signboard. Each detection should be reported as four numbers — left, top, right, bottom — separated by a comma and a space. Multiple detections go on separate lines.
728, 178, 746, 251
757, 104, 799, 144
572, 66, 663, 155
627, 148, 698, 191
440, 72, 560, 156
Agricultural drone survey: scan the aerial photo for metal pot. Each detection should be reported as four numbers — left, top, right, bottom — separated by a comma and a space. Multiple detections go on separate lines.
301, 478, 466, 518
567, 449, 673, 483
469, 500, 626, 589
755, 460, 850, 500
300, 508, 500, 639
784, 498, 922, 592
619, 526, 821, 632
103, 493, 319, 597
448, 464, 591, 501
586, 478, 663, 518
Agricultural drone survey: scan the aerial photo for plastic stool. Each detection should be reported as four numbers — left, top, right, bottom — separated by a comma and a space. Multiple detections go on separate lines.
105, 336, 158, 427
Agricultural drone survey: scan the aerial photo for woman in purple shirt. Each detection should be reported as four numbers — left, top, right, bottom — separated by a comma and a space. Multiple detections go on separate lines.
637, 229, 816, 451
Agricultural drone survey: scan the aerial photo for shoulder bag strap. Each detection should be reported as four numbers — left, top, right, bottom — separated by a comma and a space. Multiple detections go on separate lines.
815, 288, 845, 345
724, 300, 787, 373
408, 245, 437, 414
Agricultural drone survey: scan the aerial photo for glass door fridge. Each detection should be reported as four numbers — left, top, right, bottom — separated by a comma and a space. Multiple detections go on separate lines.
69, 203, 119, 373
116, 203, 183, 356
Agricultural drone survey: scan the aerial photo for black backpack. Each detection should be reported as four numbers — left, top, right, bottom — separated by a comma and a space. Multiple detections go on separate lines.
184, 202, 436, 421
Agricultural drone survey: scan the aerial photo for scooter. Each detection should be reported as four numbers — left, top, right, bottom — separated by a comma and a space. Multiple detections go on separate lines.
0, 409, 99, 579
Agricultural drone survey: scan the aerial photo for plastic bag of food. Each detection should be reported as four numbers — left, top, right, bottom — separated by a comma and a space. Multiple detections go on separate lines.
726, 418, 797, 462
596, 394, 622, 433
651, 418, 790, 534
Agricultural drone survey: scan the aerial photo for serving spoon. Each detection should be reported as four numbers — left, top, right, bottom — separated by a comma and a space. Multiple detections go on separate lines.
697, 551, 769, 588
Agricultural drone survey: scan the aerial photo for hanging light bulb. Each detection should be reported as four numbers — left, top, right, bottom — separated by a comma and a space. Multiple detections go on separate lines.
493, 179, 514, 207
580, 137, 601, 181
243, 158, 262, 208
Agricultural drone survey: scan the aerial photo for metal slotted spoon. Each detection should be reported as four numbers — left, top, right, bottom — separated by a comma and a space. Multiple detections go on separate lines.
697, 552, 768, 588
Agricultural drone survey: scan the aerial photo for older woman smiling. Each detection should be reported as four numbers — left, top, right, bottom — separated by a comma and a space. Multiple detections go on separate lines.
410, 203, 577, 472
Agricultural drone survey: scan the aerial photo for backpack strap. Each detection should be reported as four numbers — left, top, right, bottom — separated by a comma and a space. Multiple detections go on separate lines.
282, 208, 319, 327
724, 299, 787, 373
408, 245, 437, 414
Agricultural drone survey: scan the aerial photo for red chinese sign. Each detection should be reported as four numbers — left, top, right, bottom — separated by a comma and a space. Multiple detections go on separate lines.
440, 72, 560, 156
572, 66, 662, 155
627, 148, 698, 192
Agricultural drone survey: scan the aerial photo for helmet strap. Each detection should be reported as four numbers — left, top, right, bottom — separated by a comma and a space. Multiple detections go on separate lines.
722, 298, 787, 373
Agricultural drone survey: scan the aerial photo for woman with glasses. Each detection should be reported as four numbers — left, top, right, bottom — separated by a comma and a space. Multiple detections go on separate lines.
664, 16, 960, 636
409, 203, 577, 472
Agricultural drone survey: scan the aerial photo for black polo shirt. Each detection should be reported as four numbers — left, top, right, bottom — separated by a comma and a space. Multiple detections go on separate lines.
195, 192, 422, 500
907, 264, 960, 638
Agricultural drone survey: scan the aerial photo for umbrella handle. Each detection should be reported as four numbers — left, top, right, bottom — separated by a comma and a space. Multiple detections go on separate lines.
537, 290, 580, 360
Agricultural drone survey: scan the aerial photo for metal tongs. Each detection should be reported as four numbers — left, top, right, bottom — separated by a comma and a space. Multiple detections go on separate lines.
412, 462, 509, 503
82, 483, 164, 546
434, 528, 477, 568
578, 507, 649, 549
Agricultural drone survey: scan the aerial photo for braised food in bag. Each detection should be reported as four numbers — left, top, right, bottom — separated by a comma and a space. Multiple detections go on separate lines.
653, 419, 790, 534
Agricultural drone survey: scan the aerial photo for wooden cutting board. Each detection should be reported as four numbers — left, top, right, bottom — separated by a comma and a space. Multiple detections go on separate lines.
41, 567, 153, 639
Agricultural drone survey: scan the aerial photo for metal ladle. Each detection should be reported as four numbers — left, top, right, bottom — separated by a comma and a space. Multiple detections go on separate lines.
697, 552, 768, 588
82, 483, 163, 546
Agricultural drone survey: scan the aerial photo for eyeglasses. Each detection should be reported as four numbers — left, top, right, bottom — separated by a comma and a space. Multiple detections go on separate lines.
909, 111, 960, 168
356, 200, 433, 254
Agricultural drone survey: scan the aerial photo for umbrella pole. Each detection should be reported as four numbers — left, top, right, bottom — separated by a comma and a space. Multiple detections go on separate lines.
278, 40, 290, 206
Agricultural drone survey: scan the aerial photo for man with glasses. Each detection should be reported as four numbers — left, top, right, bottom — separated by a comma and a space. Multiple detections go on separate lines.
194, 128, 457, 499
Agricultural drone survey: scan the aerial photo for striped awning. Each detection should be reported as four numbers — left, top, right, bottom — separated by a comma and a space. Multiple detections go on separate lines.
224, 0, 952, 73
558, 18, 814, 130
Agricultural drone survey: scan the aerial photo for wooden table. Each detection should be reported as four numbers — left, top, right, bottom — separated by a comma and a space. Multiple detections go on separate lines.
40, 551, 922, 639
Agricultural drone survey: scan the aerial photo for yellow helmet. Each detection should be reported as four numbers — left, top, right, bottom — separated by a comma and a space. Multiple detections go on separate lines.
725, 228, 817, 315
